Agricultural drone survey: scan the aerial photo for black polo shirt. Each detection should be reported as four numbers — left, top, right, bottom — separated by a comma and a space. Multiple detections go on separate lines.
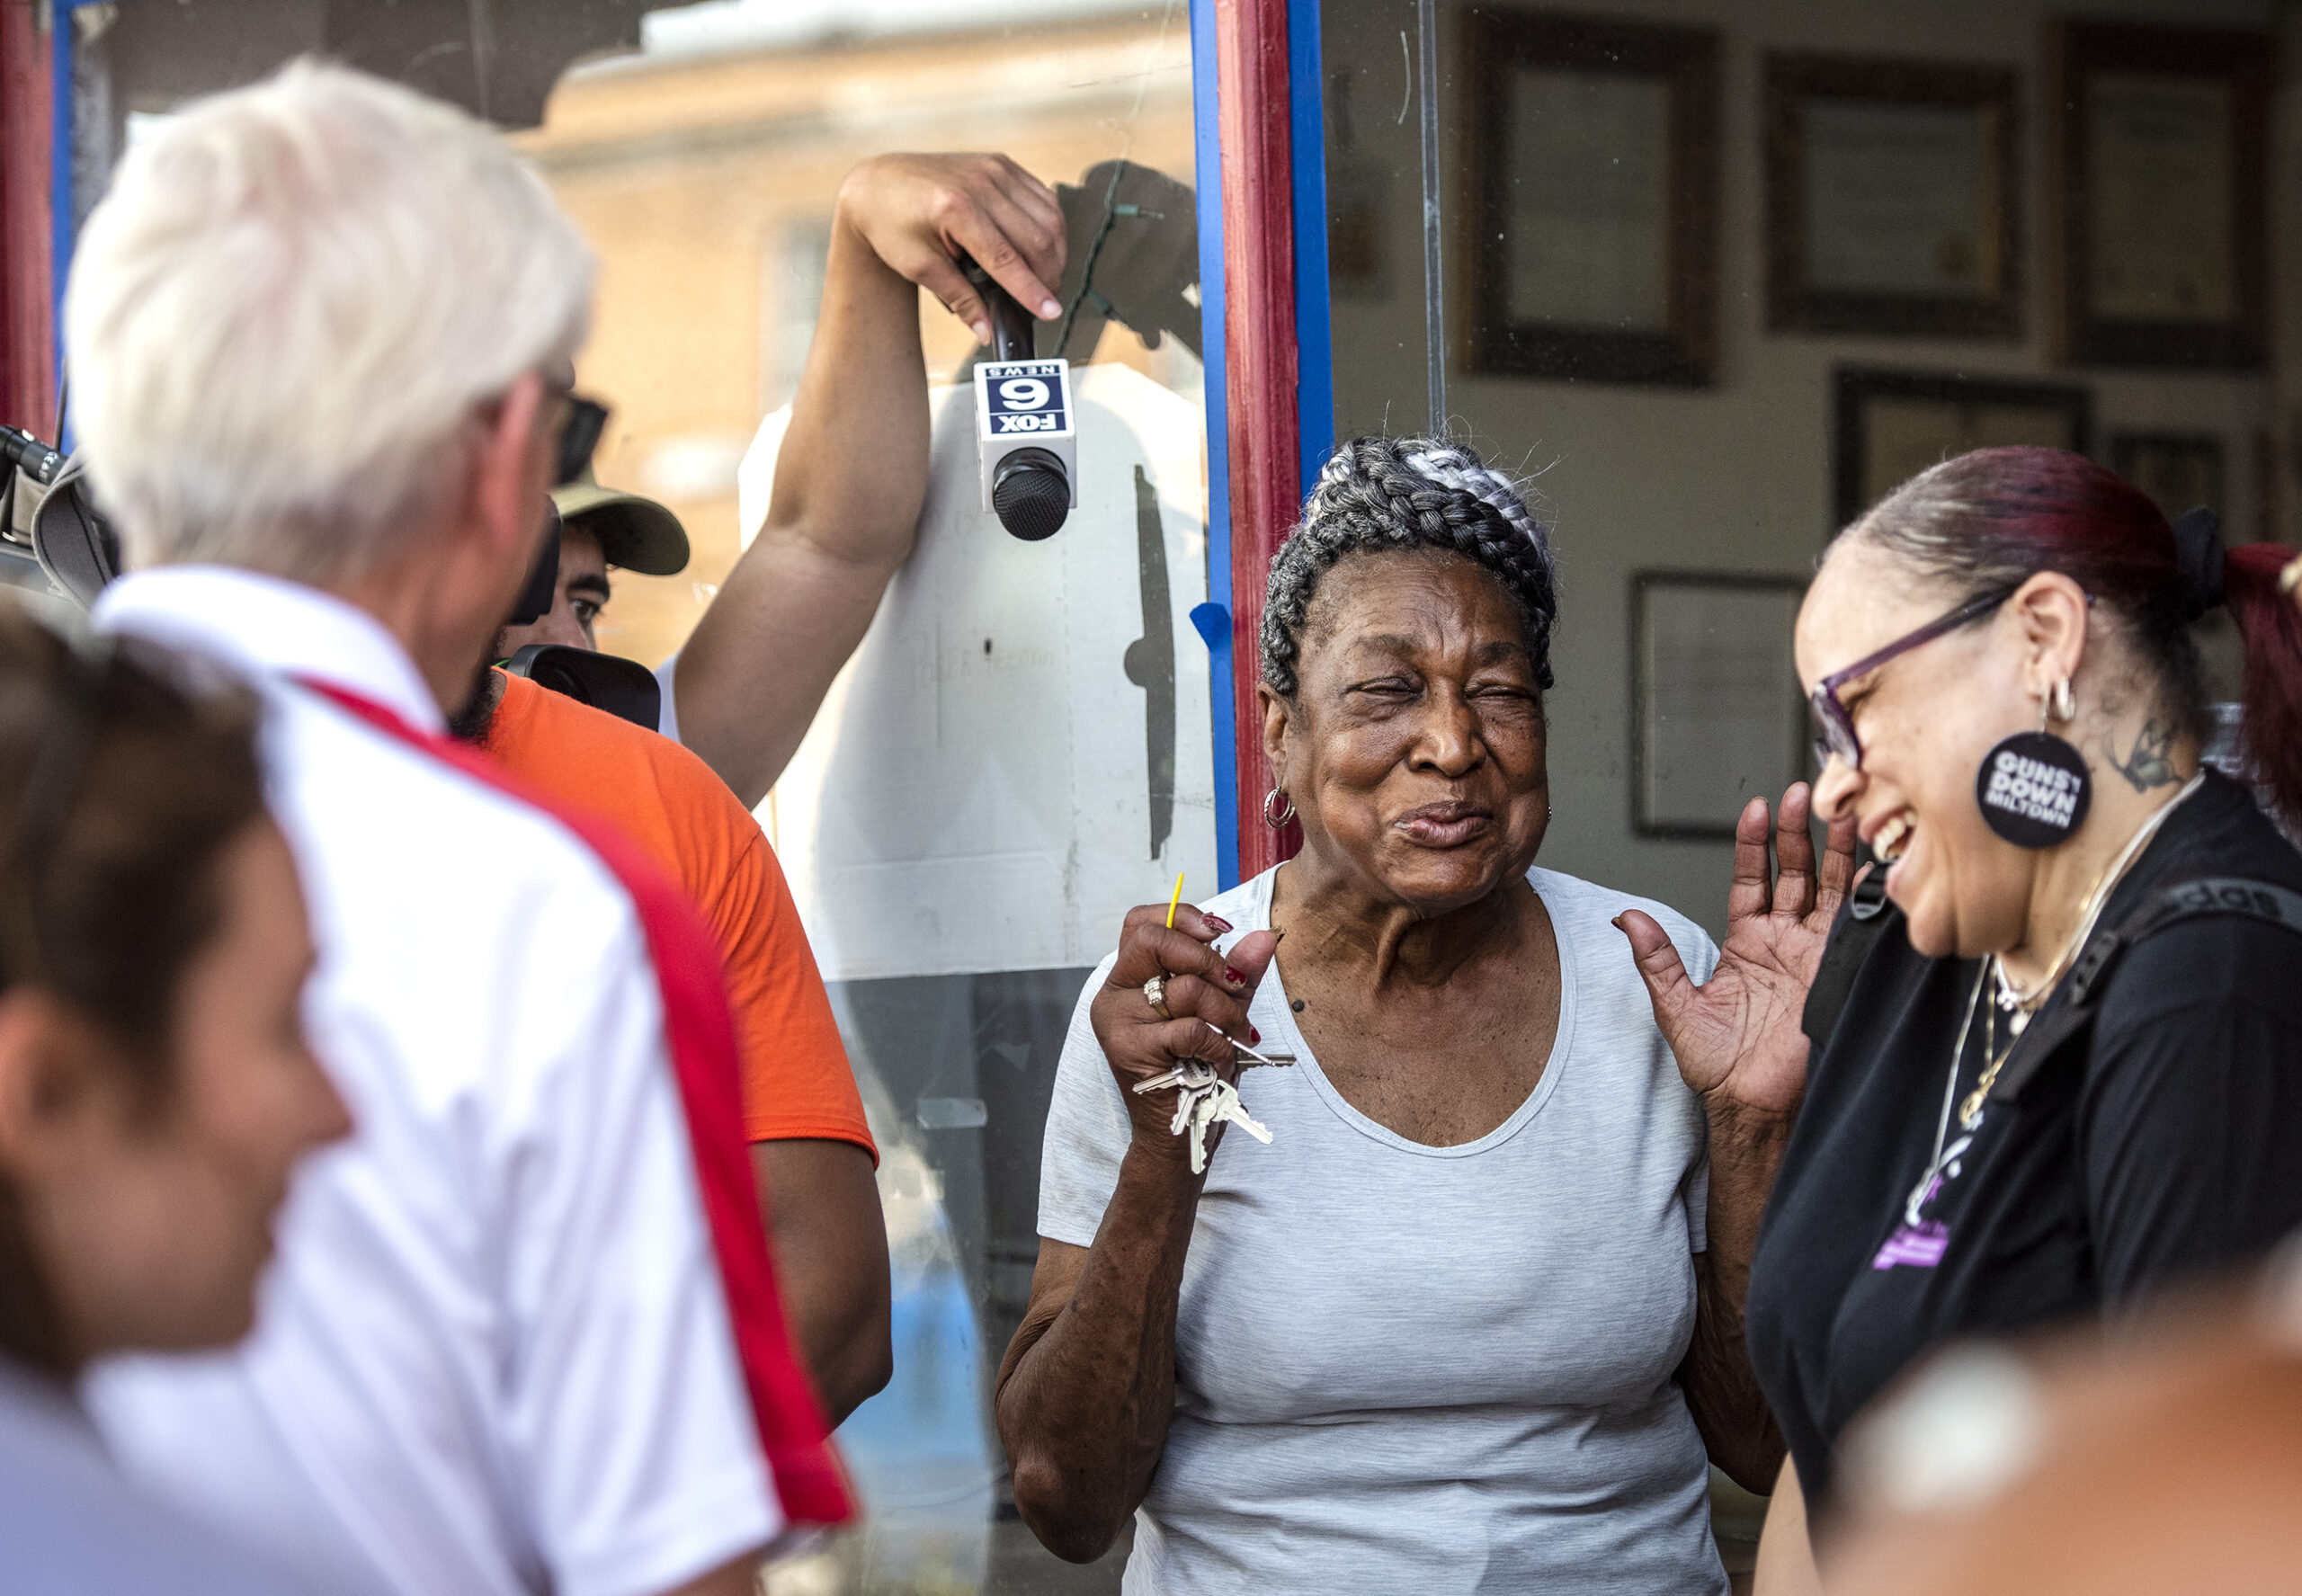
1745, 769, 2302, 1520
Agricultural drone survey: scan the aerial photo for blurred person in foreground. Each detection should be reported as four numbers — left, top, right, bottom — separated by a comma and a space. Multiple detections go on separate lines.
466, 151, 1069, 1419
1820, 1250, 2302, 1596
1673, 448, 2302, 1592
0, 606, 348, 1592
63, 59, 850, 1596
1001, 437, 1850, 1591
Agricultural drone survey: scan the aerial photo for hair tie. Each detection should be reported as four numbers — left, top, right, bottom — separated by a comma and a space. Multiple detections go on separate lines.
2169, 507, 2226, 622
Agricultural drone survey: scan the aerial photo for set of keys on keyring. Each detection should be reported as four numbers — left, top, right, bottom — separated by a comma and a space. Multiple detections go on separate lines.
1131, 1028, 1294, 1172
1133, 876, 1294, 1173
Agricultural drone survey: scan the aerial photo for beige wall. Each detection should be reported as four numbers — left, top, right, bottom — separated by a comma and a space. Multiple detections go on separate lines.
515, 17, 1195, 672
1324, 0, 2289, 933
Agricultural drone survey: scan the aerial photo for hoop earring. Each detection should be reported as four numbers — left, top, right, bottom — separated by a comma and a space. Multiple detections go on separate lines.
1263, 788, 1296, 828
1977, 685, 2092, 850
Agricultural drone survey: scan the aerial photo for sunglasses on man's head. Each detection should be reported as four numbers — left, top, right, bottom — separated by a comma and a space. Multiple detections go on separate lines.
1806, 589, 2013, 773
555, 395, 609, 487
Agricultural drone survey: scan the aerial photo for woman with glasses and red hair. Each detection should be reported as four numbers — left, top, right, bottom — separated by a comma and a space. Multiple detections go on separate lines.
1628, 446, 2302, 1590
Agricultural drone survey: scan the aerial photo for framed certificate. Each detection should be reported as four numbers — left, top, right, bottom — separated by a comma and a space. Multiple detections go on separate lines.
2054, 22, 2273, 370
1464, 11, 1719, 387
1632, 573, 1808, 839
1324, 72, 1389, 301
1765, 55, 2020, 339
1834, 368, 2092, 529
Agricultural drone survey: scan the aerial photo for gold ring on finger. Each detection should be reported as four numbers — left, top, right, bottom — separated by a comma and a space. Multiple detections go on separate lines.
1144, 974, 1173, 1020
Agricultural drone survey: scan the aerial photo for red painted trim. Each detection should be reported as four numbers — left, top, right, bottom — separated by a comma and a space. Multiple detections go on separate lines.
0, 0, 55, 433
298, 680, 856, 1531
1216, 0, 1303, 878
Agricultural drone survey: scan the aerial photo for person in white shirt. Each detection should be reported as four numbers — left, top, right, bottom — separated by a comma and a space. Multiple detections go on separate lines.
60, 59, 848, 1596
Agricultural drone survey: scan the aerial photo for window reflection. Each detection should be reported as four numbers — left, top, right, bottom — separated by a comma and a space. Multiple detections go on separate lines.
519, 7, 1203, 1590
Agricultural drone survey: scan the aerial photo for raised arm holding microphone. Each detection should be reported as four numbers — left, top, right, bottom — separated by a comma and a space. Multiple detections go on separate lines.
459, 152, 1069, 1423
668, 152, 1067, 807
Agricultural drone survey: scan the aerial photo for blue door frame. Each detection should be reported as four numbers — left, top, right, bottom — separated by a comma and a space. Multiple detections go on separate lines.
1191, 0, 1333, 890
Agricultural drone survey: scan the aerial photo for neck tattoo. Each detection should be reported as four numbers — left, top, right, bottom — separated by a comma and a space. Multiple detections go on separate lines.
1992, 771, 2206, 1028
2105, 716, 2180, 793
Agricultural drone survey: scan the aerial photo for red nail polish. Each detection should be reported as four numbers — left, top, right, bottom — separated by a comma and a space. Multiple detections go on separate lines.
1205, 915, 1234, 934
1250, 1026, 1262, 1044
1225, 967, 1245, 985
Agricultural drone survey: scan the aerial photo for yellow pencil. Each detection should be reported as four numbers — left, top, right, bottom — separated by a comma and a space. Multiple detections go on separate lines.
1164, 871, 1186, 930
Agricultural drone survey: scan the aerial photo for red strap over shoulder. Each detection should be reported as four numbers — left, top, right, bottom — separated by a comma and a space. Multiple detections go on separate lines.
299, 678, 855, 1529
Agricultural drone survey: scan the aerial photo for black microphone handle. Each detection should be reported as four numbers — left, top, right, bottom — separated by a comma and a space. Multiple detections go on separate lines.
956, 251, 1038, 362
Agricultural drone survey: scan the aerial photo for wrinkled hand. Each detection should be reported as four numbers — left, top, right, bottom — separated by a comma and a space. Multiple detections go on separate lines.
1090, 904, 1279, 1164
1616, 783, 1858, 1119
834, 152, 1067, 343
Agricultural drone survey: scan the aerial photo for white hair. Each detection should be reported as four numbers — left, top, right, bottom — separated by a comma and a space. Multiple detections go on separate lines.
64, 58, 594, 582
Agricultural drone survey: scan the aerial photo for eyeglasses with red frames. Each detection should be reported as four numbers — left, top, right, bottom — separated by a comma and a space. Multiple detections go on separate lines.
1807, 588, 2014, 772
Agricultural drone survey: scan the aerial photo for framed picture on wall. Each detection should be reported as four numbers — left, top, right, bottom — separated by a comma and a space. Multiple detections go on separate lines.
1324, 71, 1389, 301
1632, 574, 1808, 839
1834, 367, 2092, 528
2111, 431, 2226, 521
2054, 22, 2273, 370
1463, 10, 1719, 386
1764, 54, 2021, 339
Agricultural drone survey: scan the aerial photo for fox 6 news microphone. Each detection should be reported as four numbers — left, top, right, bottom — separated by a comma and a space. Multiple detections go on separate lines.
962, 253, 1075, 541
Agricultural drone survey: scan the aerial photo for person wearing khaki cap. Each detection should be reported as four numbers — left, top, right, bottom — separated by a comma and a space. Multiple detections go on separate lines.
495, 151, 1067, 812
492, 468, 691, 658
464, 462, 894, 1424
457, 150, 1068, 1427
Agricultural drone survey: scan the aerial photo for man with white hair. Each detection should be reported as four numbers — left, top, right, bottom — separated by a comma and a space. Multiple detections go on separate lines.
65, 59, 847, 1596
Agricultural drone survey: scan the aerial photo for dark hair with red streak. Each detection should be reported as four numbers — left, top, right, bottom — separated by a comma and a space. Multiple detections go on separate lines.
1842, 446, 2302, 829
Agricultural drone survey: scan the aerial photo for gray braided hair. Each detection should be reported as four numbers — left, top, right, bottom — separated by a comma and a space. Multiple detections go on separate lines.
1259, 436, 1559, 697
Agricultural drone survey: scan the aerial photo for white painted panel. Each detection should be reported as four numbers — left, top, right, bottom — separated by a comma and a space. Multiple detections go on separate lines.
741, 364, 1216, 980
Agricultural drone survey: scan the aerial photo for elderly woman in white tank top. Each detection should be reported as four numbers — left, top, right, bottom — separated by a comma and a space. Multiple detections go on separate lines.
995, 436, 1856, 1593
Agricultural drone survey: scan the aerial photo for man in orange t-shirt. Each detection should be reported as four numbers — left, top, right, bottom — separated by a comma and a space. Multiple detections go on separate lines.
457, 150, 1067, 1422
466, 664, 890, 1420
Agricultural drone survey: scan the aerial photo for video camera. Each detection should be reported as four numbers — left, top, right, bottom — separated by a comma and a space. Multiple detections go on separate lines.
3, 425, 654, 728
3, 422, 571, 634
4, 423, 119, 610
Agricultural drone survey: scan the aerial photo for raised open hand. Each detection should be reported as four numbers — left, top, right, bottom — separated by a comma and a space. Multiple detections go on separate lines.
1615, 783, 1859, 1120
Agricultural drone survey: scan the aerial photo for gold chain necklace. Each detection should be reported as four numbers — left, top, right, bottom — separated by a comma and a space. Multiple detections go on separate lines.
1958, 1001, 2020, 1130
1991, 773, 2206, 1023
1969, 772, 2206, 1124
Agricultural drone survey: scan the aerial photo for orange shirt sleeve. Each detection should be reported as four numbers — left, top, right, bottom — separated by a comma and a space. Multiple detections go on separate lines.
482, 673, 874, 1160
708, 825, 875, 1158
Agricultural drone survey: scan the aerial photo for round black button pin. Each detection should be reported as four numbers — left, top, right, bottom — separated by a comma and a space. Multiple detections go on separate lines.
1976, 731, 2092, 849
